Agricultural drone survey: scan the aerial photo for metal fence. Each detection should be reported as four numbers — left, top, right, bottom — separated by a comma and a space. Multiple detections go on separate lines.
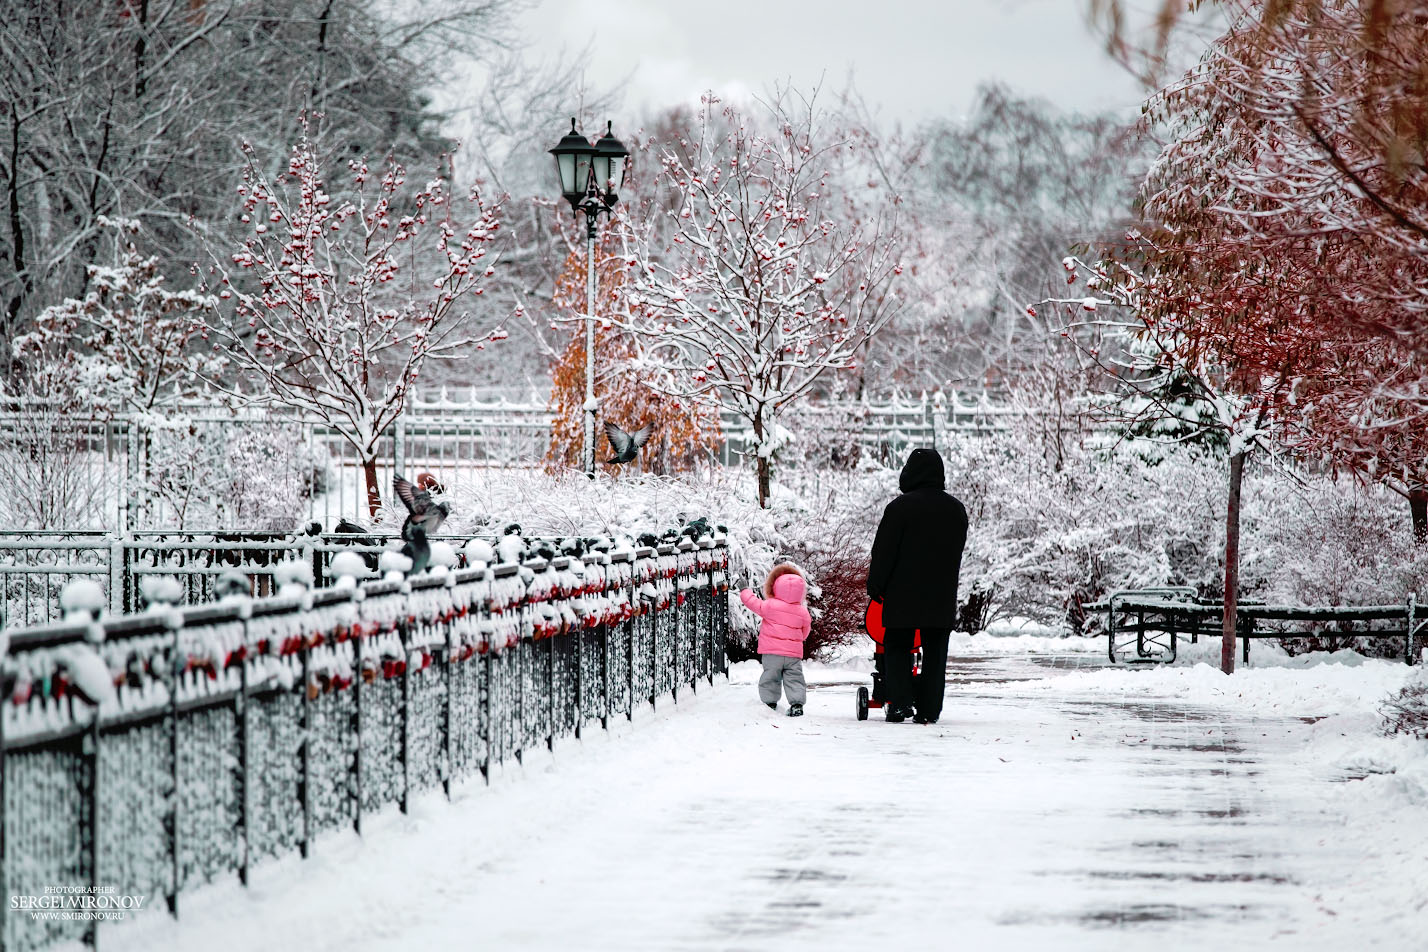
0, 535, 730, 952
0, 530, 627, 628
0, 390, 1015, 532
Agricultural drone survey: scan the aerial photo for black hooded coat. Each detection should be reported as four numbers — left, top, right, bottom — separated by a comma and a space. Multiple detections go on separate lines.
867, 448, 969, 630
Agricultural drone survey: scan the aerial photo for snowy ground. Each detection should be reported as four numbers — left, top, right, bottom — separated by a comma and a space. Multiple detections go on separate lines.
95, 636, 1426, 952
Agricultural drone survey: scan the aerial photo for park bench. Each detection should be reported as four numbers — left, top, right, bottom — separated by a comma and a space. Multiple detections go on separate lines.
1084, 588, 1426, 665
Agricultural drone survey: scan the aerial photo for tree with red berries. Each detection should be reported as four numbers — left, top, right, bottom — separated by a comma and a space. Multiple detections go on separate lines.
199, 125, 506, 516
615, 92, 907, 507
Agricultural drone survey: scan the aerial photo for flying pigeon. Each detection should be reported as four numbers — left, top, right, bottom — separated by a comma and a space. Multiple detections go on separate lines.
394, 473, 450, 540
603, 421, 653, 464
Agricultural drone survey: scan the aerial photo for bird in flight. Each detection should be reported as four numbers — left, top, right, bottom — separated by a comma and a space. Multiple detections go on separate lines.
603, 421, 653, 464
394, 473, 450, 540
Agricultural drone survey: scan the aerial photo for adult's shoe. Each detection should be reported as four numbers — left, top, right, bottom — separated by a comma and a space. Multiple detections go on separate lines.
885, 705, 913, 723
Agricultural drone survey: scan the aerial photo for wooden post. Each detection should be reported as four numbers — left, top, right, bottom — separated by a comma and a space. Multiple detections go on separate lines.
1222, 450, 1246, 675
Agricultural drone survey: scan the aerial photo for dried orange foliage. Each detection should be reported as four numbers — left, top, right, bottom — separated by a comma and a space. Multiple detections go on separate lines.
545, 246, 721, 474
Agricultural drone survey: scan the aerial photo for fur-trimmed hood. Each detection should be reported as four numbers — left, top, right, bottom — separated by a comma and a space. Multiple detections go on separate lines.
763, 561, 807, 603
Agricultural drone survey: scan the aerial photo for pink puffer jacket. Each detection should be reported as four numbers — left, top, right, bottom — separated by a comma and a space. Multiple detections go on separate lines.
739, 570, 811, 659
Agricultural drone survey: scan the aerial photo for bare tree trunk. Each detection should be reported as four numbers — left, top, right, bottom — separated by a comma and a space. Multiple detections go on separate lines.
362, 457, 381, 518
1222, 449, 1245, 675
752, 410, 771, 508
1410, 487, 1427, 546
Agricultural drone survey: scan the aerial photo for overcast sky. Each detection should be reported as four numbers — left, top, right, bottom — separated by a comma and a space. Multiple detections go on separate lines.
514, 0, 1148, 126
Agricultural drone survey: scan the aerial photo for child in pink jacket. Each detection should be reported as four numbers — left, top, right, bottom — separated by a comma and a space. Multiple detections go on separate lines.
739, 562, 812, 717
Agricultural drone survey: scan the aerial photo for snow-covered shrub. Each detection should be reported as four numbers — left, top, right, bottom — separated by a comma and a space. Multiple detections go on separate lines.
136, 416, 332, 529
0, 399, 111, 529
218, 424, 332, 530
942, 421, 1227, 632
779, 400, 871, 472
1381, 669, 1428, 738
1245, 477, 1428, 607
797, 543, 870, 660
941, 408, 1428, 640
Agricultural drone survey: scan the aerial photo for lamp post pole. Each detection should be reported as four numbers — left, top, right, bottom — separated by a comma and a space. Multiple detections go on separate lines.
548, 118, 630, 477
584, 209, 597, 474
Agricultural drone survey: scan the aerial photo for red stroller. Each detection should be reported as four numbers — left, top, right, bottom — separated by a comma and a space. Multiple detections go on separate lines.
856, 598, 921, 720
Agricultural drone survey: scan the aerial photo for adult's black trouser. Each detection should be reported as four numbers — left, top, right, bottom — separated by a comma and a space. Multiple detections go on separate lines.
883, 627, 951, 720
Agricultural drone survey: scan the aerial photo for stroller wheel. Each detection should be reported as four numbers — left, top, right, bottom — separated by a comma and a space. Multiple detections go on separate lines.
856, 685, 869, 721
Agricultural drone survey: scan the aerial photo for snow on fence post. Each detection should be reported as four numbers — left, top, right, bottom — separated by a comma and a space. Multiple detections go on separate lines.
238, 609, 252, 885
399, 603, 411, 815
109, 537, 125, 615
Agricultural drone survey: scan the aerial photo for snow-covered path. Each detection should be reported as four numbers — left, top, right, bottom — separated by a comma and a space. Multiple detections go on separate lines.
105, 648, 1425, 952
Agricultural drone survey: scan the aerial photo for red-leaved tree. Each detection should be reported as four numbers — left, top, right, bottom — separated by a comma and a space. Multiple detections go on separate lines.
1136, 1, 1428, 538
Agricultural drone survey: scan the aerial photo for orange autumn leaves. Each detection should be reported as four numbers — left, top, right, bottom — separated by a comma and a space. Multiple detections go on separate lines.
545, 247, 721, 474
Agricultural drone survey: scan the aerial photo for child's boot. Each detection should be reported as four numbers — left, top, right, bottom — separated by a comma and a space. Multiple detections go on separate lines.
787, 703, 804, 717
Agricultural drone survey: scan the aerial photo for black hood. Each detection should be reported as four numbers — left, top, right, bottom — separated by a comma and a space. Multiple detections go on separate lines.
899, 447, 945, 492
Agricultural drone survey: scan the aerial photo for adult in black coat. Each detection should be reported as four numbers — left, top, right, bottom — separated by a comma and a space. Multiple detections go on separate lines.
867, 447, 968, 723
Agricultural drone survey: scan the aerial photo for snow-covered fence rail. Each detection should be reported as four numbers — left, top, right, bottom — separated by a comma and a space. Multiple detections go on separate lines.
0, 531, 633, 627
0, 534, 118, 630
1090, 589, 1427, 664
0, 537, 730, 952
0, 391, 1016, 531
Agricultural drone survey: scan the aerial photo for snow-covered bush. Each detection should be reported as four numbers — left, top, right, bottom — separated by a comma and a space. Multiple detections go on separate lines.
0, 399, 111, 529
940, 420, 1226, 632
138, 416, 333, 529
1381, 668, 1428, 738
1246, 478, 1428, 608
937, 407, 1428, 637
218, 424, 331, 530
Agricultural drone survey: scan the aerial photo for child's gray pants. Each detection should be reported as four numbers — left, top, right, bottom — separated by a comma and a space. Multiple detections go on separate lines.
759, 655, 806, 705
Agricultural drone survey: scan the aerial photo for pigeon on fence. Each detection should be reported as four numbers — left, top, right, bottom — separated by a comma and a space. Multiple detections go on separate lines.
603, 421, 653, 464
680, 517, 711, 541
394, 473, 450, 539
334, 519, 379, 571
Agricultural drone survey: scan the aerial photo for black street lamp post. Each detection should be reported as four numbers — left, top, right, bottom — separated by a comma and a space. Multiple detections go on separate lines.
549, 118, 629, 476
